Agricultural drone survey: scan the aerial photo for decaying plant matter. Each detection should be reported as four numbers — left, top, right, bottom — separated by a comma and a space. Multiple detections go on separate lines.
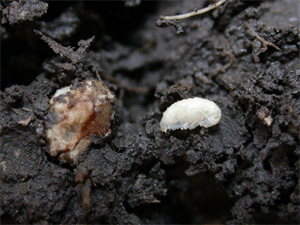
45, 80, 116, 163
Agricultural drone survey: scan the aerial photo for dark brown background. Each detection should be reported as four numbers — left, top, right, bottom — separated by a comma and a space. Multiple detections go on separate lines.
1, 0, 299, 224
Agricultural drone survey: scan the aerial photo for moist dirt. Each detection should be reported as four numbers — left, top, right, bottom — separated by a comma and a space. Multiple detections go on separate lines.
1, 0, 299, 224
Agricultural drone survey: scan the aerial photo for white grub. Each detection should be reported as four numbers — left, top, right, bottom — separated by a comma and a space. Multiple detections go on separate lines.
46, 80, 116, 163
160, 97, 221, 132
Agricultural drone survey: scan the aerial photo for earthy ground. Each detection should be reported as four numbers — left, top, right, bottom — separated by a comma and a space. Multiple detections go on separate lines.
1, 0, 299, 224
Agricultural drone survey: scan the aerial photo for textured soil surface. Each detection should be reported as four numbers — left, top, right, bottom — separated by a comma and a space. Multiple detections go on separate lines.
1, 0, 299, 224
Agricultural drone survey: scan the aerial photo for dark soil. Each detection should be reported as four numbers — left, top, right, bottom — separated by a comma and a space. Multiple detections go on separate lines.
1, 0, 299, 224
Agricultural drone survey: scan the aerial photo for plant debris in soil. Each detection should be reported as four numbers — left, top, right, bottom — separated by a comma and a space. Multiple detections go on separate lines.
1, 0, 299, 224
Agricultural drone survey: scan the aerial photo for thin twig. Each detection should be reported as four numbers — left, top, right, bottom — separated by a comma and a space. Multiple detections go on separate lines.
245, 22, 280, 62
209, 35, 237, 77
245, 23, 280, 51
161, 0, 228, 20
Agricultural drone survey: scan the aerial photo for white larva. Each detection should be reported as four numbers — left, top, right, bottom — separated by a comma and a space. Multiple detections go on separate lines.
160, 97, 221, 132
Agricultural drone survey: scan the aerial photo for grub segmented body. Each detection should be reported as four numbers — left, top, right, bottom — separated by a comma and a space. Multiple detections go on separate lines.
160, 97, 221, 132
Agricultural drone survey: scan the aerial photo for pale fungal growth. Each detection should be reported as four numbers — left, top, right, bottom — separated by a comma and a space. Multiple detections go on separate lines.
160, 97, 221, 132
256, 107, 273, 126
45, 80, 116, 163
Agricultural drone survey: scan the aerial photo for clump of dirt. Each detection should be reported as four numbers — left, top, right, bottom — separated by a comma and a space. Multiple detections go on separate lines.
1, 0, 299, 224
